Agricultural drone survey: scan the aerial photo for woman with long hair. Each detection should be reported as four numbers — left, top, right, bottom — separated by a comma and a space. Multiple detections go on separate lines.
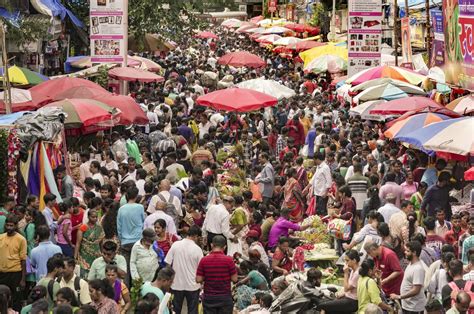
105, 265, 131, 314
318, 249, 360, 313
75, 209, 105, 278
153, 219, 178, 257
361, 186, 381, 224
401, 212, 426, 245
357, 259, 392, 313
282, 167, 305, 222
56, 287, 80, 309
0, 285, 16, 314
101, 200, 119, 242
410, 181, 428, 224
89, 279, 119, 314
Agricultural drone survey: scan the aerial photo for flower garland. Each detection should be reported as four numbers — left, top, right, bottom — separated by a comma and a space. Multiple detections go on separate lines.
0, 129, 7, 204
7, 129, 21, 201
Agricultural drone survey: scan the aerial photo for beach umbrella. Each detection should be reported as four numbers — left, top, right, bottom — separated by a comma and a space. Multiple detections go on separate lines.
236, 78, 296, 100
350, 78, 426, 94
30, 77, 107, 102
42, 98, 120, 129
465, 167, 474, 181
244, 27, 266, 34
446, 95, 474, 115
236, 23, 258, 33
369, 97, 442, 115
353, 83, 408, 103
257, 18, 287, 27
0, 88, 33, 103
384, 112, 452, 139
108, 67, 164, 82
93, 94, 149, 125
349, 100, 388, 121
128, 55, 162, 72
0, 100, 39, 114
273, 36, 302, 46
256, 34, 282, 44
396, 117, 474, 155
0, 65, 48, 85
52, 86, 110, 101
303, 55, 347, 74
250, 15, 264, 23
346, 65, 426, 86
195, 31, 219, 39
218, 51, 266, 68
285, 23, 320, 35
196, 88, 278, 112
299, 44, 348, 66
221, 18, 242, 28
287, 41, 325, 51
262, 26, 292, 34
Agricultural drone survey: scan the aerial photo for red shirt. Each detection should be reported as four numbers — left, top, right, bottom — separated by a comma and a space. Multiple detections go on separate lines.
157, 233, 179, 257
374, 246, 404, 295
196, 251, 237, 297
70, 209, 84, 245
445, 228, 465, 256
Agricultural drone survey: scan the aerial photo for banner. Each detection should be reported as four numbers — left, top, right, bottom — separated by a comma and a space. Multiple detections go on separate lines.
347, 0, 382, 77
90, 0, 126, 64
431, 10, 445, 67
268, 0, 277, 13
401, 17, 413, 64
443, 0, 474, 90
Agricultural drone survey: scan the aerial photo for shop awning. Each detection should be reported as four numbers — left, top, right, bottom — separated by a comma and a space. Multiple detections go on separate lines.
30, 0, 84, 27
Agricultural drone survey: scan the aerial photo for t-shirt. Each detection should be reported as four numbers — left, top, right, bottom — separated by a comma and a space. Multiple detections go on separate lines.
57, 217, 71, 245
164, 238, 203, 291
400, 261, 426, 312
248, 270, 268, 289
140, 282, 169, 314
196, 251, 237, 297
357, 277, 382, 314
426, 234, 445, 258
267, 217, 300, 248
374, 246, 403, 295
0, 232, 27, 272
441, 279, 474, 308
38, 277, 60, 310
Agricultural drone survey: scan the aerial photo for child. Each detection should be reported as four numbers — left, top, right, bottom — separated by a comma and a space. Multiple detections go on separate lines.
105, 265, 131, 314
57, 201, 74, 257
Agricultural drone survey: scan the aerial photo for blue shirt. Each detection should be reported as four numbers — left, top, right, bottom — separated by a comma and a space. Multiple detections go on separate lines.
117, 203, 145, 245
141, 282, 169, 314
305, 129, 317, 158
30, 241, 62, 281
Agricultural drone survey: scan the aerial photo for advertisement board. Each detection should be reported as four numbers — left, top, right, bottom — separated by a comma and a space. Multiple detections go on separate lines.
347, 0, 382, 77
431, 9, 445, 67
401, 17, 413, 64
90, 0, 126, 64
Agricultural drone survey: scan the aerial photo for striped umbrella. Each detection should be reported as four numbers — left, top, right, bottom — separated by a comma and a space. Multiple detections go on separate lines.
42, 98, 120, 129
303, 55, 347, 74
0, 65, 48, 85
446, 95, 474, 115
346, 65, 425, 86
395, 117, 474, 155
273, 36, 302, 46
384, 112, 451, 139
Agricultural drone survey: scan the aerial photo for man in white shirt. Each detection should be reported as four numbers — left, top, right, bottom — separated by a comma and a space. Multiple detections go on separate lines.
378, 194, 400, 223
193, 80, 205, 96
89, 161, 105, 185
144, 201, 177, 235
60, 257, 92, 305
202, 196, 237, 248
135, 169, 147, 196
118, 163, 134, 184
198, 113, 212, 140
79, 152, 92, 184
307, 152, 332, 216
165, 225, 203, 314
111, 132, 128, 160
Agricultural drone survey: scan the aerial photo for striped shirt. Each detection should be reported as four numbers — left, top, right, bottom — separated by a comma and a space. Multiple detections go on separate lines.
196, 251, 237, 297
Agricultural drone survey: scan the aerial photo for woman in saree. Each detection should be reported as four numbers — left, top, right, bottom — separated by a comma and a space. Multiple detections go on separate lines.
235, 260, 270, 310
75, 209, 105, 277
282, 168, 305, 222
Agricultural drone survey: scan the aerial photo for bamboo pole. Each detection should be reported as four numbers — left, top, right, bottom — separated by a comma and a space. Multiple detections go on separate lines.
0, 22, 12, 114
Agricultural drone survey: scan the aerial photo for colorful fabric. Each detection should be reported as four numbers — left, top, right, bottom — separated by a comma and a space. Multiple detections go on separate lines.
78, 223, 104, 273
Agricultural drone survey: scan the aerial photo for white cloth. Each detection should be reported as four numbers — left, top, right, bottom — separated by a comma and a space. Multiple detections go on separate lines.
92, 173, 105, 185
378, 203, 400, 226
198, 121, 212, 139
130, 240, 159, 282
136, 179, 146, 196
143, 210, 177, 236
164, 238, 203, 291
101, 160, 118, 171
202, 204, 233, 239
311, 161, 332, 197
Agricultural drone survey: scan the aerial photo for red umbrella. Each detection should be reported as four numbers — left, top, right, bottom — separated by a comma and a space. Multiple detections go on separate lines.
287, 41, 325, 51
464, 167, 474, 181
93, 94, 149, 125
249, 15, 264, 23
30, 77, 107, 103
195, 31, 219, 39
196, 88, 277, 112
218, 51, 266, 68
108, 67, 164, 83
0, 100, 39, 114
285, 23, 320, 35
53, 86, 110, 101
369, 97, 443, 115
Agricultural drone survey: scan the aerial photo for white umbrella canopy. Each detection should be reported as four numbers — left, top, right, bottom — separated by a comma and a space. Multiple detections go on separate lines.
273, 36, 302, 46
349, 100, 389, 121
236, 78, 296, 100
221, 18, 242, 28
262, 26, 292, 34
350, 78, 426, 93
0, 88, 32, 103
256, 34, 282, 44
303, 55, 347, 74
243, 27, 266, 34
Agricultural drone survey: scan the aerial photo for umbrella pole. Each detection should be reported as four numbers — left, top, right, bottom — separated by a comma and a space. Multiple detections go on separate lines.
0, 22, 12, 114
394, 0, 399, 66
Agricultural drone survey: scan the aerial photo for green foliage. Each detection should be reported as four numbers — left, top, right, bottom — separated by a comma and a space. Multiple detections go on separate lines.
0, 129, 7, 204
309, 2, 325, 27
3, 17, 50, 51
90, 65, 111, 88
130, 277, 144, 308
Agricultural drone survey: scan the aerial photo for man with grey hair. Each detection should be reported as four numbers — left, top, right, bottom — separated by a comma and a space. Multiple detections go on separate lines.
144, 200, 177, 235
377, 193, 400, 223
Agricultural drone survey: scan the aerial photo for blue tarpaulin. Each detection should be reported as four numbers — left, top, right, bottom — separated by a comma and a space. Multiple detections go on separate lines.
34, 0, 84, 28
0, 111, 30, 126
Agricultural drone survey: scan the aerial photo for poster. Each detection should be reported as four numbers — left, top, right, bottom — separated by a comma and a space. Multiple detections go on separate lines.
401, 17, 413, 64
347, 0, 382, 77
431, 10, 445, 67
90, 0, 126, 63
443, 0, 474, 90
268, 0, 277, 13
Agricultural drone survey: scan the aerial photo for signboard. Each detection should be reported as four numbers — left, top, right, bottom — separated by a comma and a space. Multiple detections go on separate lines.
443, 0, 474, 90
90, 0, 126, 64
268, 0, 277, 13
431, 9, 445, 66
401, 17, 413, 63
286, 4, 295, 21
347, 0, 382, 77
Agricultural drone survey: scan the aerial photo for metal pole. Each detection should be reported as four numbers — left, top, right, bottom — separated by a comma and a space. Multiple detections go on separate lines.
121, 0, 128, 95
394, 0, 399, 66
425, 0, 431, 67
0, 22, 12, 114
329, 0, 336, 41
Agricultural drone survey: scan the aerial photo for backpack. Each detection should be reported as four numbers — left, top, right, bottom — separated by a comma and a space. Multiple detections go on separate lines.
157, 193, 180, 225
448, 281, 474, 310
51, 276, 82, 305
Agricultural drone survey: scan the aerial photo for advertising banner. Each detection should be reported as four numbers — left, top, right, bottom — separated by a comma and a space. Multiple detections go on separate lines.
90, 0, 126, 64
347, 0, 382, 77
268, 0, 277, 13
430, 9, 445, 67
443, 0, 474, 90
401, 17, 413, 64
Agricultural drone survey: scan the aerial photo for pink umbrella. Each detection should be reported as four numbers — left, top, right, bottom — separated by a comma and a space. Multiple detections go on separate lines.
218, 51, 266, 68
250, 15, 264, 23
195, 31, 219, 39
53, 86, 110, 101
30, 77, 107, 103
108, 67, 164, 82
94, 94, 149, 125
369, 97, 442, 115
196, 88, 277, 112
465, 167, 474, 181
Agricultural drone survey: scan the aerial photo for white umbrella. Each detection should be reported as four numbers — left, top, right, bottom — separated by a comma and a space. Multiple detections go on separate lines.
0, 88, 32, 103
221, 18, 241, 28
258, 18, 287, 27
256, 34, 282, 44
244, 27, 266, 34
262, 26, 292, 34
236, 78, 296, 99
273, 36, 302, 46
303, 55, 347, 74
349, 100, 389, 121
350, 78, 425, 93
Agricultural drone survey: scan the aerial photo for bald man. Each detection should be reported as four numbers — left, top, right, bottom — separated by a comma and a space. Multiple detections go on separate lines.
143, 200, 177, 235
447, 291, 472, 314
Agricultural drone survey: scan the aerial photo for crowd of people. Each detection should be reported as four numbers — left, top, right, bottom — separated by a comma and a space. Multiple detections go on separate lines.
0, 25, 472, 314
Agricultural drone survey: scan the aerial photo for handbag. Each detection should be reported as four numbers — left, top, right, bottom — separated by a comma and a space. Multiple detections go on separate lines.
327, 215, 353, 241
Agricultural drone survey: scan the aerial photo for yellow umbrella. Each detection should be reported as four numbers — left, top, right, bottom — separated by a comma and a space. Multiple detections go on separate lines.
299, 44, 348, 68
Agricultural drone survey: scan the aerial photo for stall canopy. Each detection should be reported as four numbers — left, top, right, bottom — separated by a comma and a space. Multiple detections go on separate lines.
197, 88, 278, 112
108, 67, 164, 83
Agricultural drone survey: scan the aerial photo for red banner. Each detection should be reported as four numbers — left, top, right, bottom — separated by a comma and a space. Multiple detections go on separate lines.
268, 0, 277, 13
